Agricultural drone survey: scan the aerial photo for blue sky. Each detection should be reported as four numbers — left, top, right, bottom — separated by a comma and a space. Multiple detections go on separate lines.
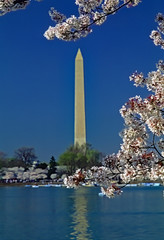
0, 0, 163, 162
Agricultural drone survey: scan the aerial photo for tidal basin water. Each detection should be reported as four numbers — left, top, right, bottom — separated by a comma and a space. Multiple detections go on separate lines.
0, 186, 164, 240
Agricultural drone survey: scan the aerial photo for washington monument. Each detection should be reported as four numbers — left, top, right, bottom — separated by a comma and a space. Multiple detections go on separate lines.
74, 49, 86, 146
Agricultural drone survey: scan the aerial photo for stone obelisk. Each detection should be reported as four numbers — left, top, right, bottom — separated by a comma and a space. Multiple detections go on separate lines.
74, 49, 86, 146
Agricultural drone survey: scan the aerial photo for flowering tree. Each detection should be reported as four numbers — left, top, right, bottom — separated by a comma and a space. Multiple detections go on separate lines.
0, 0, 141, 40
64, 13, 164, 198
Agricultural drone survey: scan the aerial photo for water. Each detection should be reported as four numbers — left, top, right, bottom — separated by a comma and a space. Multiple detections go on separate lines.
0, 186, 164, 240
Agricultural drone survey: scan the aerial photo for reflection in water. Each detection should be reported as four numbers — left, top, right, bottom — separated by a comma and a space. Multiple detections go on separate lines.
70, 187, 92, 240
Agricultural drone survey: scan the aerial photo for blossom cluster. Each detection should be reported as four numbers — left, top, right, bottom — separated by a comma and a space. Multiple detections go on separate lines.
0, 0, 30, 16
0, 0, 141, 40
116, 59, 164, 187
101, 185, 122, 198
64, 167, 123, 198
64, 166, 117, 187
44, 0, 141, 41
150, 13, 164, 49
44, 14, 91, 41
64, 169, 85, 188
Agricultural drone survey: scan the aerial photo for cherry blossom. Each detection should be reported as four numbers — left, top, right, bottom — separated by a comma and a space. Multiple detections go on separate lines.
150, 13, 164, 49
44, 0, 141, 41
0, 0, 29, 16
0, 0, 141, 40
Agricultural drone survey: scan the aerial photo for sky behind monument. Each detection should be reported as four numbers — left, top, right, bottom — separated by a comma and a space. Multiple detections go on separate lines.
0, 0, 163, 162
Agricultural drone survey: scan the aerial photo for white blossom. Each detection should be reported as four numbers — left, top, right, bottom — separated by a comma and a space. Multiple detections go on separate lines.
0, 0, 142, 41
123, 0, 141, 8
0, 0, 30, 16
102, 0, 119, 13
44, 0, 141, 41
93, 12, 107, 25
150, 13, 164, 50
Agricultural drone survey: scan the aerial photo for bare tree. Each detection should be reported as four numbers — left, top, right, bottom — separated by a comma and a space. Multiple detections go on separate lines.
14, 147, 37, 166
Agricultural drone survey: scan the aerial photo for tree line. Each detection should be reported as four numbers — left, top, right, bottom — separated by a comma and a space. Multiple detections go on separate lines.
0, 147, 57, 178
0, 144, 102, 175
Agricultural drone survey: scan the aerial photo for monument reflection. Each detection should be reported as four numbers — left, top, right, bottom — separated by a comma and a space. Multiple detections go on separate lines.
70, 187, 92, 240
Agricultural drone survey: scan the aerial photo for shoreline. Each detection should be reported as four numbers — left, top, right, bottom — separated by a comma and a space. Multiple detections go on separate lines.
0, 181, 63, 187
0, 181, 163, 188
